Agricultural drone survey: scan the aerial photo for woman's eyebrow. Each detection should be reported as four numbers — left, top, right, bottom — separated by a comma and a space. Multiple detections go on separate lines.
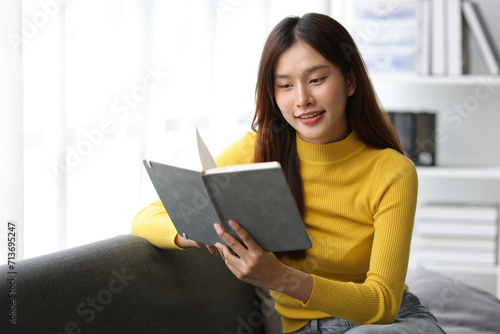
274, 64, 330, 79
306, 64, 330, 73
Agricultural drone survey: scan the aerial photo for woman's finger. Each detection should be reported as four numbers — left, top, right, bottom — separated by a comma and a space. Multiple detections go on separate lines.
206, 244, 218, 256
227, 219, 262, 252
214, 223, 247, 255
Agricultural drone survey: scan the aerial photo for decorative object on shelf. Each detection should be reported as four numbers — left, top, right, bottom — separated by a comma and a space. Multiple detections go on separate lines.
345, 0, 420, 74
387, 111, 436, 166
415, 203, 499, 266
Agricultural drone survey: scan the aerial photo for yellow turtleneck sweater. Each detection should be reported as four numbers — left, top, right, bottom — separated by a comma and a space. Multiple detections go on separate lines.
131, 131, 418, 333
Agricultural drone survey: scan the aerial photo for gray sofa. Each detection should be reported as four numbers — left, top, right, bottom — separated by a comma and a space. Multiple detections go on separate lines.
0, 234, 282, 334
3, 234, 500, 334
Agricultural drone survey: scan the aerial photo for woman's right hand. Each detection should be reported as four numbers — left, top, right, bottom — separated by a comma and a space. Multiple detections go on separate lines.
174, 234, 218, 255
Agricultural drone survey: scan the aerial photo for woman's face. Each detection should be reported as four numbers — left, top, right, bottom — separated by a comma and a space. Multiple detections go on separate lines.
274, 41, 355, 145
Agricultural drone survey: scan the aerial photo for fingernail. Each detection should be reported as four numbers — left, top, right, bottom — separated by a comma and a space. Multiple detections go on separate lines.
214, 223, 222, 232
228, 219, 235, 227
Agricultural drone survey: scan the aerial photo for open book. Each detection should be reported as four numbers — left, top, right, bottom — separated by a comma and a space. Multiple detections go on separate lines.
143, 129, 312, 253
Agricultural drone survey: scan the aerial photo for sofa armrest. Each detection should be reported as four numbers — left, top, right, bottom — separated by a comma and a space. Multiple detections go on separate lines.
1, 234, 267, 334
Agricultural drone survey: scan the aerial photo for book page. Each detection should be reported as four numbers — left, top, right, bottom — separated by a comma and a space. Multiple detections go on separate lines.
196, 128, 217, 171
204, 161, 282, 175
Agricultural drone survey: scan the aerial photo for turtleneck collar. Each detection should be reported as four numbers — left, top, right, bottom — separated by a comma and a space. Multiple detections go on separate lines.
296, 131, 366, 164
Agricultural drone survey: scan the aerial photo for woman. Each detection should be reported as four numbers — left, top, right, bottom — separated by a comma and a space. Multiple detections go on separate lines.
132, 13, 445, 334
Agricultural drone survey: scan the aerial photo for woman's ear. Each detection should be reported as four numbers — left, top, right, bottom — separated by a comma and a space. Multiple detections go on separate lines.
347, 70, 356, 97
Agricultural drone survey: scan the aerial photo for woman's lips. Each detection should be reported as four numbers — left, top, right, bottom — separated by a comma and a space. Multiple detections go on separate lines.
297, 110, 326, 124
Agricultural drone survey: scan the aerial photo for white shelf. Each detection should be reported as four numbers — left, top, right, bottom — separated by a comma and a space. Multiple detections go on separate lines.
372, 73, 500, 86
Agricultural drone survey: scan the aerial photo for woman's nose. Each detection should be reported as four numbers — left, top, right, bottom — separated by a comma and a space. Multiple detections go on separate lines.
296, 84, 313, 108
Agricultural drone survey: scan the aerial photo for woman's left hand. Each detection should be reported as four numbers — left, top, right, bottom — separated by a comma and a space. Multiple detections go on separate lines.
214, 219, 314, 303
214, 219, 285, 289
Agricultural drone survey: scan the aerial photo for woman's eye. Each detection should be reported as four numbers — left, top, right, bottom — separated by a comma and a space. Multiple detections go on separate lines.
278, 83, 291, 89
310, 77, 327, 84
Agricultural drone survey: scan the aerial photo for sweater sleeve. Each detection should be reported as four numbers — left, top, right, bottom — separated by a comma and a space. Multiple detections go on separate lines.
303, 153, 418, 325
131, 132, 256, 249
131, 198, 182, 249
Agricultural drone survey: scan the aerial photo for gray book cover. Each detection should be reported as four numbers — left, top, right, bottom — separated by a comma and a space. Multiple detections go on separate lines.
143, 131, 312, 252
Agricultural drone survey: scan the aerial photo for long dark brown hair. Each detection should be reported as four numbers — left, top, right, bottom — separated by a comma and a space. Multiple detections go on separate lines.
252, 13, 403, 260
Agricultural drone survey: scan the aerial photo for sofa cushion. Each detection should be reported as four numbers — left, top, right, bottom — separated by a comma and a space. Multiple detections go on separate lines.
407, 266, 500, 334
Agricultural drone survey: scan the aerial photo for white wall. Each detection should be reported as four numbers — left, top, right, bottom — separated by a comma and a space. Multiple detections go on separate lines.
0, 1, 24, 261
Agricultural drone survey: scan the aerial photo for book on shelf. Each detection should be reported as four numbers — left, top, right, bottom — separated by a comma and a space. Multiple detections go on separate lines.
418, 203, 499, 221
417, 0, 500, 75
416, 237, 497, 266
418, 236, 497, 251
417, 0, 432, 75
447, 0, 465, 74
431, 0, 446, 75
415, 203, 499, 266
417, 221, 497, 238
387, 111, 436, 166
415, 248, 496, 265
416, 203, 499, 238
143, 129, 312, 253
462, 0, 500, 74
413, 112, 436, 166
388, 111, 415, 160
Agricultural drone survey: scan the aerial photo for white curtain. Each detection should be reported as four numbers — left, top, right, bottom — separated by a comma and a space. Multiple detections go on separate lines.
19, 0, 335, 259
1, 1, 24, 262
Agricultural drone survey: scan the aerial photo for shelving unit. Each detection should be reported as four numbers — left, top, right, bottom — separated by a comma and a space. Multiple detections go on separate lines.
372, 75, 500, 167
372, 75, 500, 297
338, 0, 500, 297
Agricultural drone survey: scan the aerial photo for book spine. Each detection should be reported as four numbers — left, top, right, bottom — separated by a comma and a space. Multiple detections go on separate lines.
462, 0, 500, 74
417, 222, 497, 238
447, 0, 463, 75
388, 111, 436, 166
418, 204, 499, 221
417, 0, 432, 75
418, 236, 497, 250
388, 111, 416, 161
416, 236, 497, 265
431, 0, 447, 75
413, 112, 436, 166
200, 174, 230, 231
415, 249, 496, 265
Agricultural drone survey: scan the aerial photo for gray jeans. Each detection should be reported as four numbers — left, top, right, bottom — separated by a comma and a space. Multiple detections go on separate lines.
292, 292, 446, 334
